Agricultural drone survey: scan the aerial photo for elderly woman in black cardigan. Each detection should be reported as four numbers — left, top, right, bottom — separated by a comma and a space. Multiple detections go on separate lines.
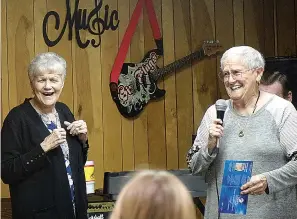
1, 52, 89, 219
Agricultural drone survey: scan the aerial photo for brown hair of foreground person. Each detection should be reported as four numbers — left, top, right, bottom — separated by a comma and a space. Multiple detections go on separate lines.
109, 170, 197, 219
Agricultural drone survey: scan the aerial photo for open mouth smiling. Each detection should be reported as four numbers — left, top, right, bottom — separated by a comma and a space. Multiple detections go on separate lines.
230, 85, 242, 91
42, 92, 54, 96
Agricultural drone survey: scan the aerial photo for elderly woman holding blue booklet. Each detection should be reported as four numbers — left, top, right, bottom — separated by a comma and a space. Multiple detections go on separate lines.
187, 46, 297, 219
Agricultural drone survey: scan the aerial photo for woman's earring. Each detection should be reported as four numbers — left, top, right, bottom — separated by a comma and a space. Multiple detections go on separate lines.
256, 79, 260, 85
257, 76, 261, 85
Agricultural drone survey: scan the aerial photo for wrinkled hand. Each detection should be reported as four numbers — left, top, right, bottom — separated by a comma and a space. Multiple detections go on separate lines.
208, 119, 224, 150
41, 128, 66, 152
241, 174, 268, 195
64, 120, 88, 143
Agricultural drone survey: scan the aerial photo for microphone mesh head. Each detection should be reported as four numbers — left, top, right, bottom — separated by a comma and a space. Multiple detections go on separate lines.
215, 99, 227, 111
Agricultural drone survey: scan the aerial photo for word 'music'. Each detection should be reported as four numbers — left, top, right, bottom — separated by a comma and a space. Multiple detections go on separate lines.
43, 0, 119, 48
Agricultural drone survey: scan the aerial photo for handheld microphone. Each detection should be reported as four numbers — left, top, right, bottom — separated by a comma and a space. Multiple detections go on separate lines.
214, 99, 228, 219
215, 99, 227, 149
215, 99, 227, 122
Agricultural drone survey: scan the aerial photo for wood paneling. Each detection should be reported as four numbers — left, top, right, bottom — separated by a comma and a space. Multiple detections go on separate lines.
34, 0, 48, 54
1, 0, 10, 199
146, 0, 166, 170
163, 0, 178, 170
130, 0, 148, 170
47, 0, 73, 111
1, 0, 8, 134
101, 0, 122, 172
215, 0, 233, 99
120, 0, 134, 171
7, 0, 34, 108
173, 0, 193, 168
244, 0, 265, 51
71, 0, 105, 189
190, 0, 217, 133
263, 0, 275, 57
233, 0, 244, 46
2, 0, 297, 198
276, 0, 296, 56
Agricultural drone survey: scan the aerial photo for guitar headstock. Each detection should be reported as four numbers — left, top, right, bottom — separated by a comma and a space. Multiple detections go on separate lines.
202, 40, 223, 56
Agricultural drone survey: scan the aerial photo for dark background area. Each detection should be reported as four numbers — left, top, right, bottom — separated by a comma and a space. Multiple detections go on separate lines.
265, 57, 297, 108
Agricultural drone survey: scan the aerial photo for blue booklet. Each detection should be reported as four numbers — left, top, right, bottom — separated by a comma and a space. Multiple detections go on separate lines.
219, 160, 253, 215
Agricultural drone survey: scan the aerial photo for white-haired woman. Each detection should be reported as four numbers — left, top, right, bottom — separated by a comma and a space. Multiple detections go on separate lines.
187, 46, 297, 218
1, 52, 89, 219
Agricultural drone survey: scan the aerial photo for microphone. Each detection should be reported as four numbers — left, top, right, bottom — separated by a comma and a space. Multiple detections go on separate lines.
215, 99, 227, 122
215, 99, 227, 149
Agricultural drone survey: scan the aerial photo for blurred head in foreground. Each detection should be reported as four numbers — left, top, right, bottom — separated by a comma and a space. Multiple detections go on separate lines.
109, 170, 197, 219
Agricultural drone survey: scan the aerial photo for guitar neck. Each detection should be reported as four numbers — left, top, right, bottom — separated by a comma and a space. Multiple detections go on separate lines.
152, 48, 205, 81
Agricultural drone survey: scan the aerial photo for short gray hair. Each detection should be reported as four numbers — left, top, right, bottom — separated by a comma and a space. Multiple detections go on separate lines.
28, 52, 66, 81
220, 46, 265, 70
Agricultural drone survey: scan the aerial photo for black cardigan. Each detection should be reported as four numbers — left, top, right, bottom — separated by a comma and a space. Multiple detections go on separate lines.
1, 99, 88, 219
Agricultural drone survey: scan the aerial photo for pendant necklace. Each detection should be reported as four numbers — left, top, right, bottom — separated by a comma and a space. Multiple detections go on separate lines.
238, 91, 260, 137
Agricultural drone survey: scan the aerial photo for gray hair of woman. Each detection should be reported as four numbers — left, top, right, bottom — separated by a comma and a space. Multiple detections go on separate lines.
28, 52, 67, 82
220, 46, 265, 70
109, 170, 197, 219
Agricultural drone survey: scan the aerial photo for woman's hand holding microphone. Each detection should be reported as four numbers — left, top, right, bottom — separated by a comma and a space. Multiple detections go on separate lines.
208, 119, 224, 152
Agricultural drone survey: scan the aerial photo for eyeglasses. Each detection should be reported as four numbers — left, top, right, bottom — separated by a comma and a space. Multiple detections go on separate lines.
218, 68, 256, 81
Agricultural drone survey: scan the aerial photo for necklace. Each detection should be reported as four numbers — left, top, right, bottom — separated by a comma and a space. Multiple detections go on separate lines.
237, 91, 260, 137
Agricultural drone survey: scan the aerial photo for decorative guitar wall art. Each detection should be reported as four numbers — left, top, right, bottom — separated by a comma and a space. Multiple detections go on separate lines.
110, 40, 222, 118
109, 0, 222, 118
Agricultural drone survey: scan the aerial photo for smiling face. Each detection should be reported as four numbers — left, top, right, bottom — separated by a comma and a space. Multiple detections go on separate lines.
31, 71, 64, 112
222, 56, 262, 102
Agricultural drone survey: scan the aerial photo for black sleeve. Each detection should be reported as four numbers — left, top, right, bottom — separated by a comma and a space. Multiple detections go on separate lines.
82, 140, 89, 164
1, 116, 50, 185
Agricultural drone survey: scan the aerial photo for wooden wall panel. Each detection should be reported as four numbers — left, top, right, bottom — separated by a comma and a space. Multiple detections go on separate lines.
276, 0, 296, 56
1, 0, 8, 124
215, 0, 233, 99
34, 0, 48, 54
47, 0, 74, 111
101, 0, 122, 172
85, 43, 104, 188
233, 0, 244, 46
244, 0, 265, 52
2, 0, 297, 199
173, 0, 193, 168
119, 1, 134, 171
71, 0, 104, 188
146, 0, 167, 170
130, 0, 148, 170
190, 0, 217, 132
1, 0, 10, 199
7, 0, 34, 108
163, 0, 178, 170
263, 0, 275, 57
